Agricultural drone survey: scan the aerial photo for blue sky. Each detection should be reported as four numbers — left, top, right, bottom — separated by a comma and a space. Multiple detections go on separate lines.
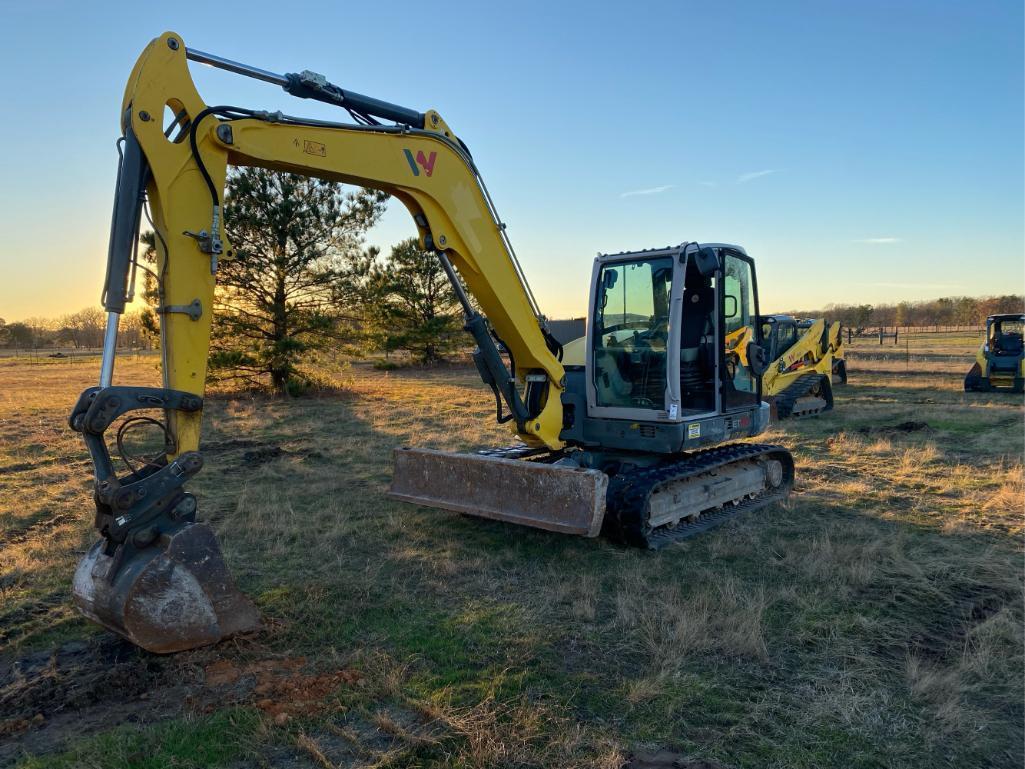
0, 1, 1021, 320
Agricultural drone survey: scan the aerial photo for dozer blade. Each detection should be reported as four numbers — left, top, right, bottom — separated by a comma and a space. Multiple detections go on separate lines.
389, 448, 609, 537
72, 522, 261, 654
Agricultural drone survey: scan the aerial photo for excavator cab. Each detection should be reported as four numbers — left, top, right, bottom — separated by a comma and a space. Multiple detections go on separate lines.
558, 243, 771, 453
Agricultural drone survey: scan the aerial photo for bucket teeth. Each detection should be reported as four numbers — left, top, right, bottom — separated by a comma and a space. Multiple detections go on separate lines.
72, 522, 260, 654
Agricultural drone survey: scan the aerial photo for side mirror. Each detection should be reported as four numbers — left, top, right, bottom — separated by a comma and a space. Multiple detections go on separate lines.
747, 342, 769, 377
602, 270, 618, 290
724, 295, 738, 318
693, 246, 720, 278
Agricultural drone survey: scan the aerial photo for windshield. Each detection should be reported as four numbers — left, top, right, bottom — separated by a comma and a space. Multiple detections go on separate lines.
993, 319, 1024, 337
991, 318, 1024, 355
592, 258, 673, 410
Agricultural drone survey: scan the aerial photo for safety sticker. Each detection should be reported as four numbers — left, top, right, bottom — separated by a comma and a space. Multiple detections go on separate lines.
687, 422, 701, 439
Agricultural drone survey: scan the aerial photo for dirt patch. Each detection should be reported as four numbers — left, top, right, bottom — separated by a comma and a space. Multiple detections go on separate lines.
199, 439, 323, 469
200, 438, 285, 466
242, 445, 285, 466
0, 462, 35, 474
200, 439, 267, 452
856, 421, 930, 435
0, 636, 193, 765
0, 638, 361, 764
623, 750, 729, 768
0, 457, 82, 475
283, 705, 440, 768
200, 658, 361, 723
847, 367, 962, 379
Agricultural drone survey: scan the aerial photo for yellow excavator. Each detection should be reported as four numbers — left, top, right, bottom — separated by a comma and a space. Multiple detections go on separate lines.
70, 32, 795, 653
756, 316, 845, 419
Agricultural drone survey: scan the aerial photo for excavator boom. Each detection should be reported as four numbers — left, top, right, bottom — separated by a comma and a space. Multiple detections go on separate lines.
72, 32, 599, 652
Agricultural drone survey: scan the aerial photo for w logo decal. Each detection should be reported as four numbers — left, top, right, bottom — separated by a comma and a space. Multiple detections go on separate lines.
403, 149, 437, 177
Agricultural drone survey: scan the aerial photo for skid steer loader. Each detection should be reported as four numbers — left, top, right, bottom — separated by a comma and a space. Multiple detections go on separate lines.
965, 314, 1024, 393
756, 316, 845, 419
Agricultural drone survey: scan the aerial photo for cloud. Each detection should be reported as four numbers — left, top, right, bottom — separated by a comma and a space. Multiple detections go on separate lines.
853, 237, 903, 244
698, 181, 717, 187
736, 169, 776, 184
620, 184, 674, 198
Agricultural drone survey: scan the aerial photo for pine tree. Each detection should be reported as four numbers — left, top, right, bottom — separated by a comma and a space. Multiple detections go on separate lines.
367, 238, 464, 365
209, 168, 387, 391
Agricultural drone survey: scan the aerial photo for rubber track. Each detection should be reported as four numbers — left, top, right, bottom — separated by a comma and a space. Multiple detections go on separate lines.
604, 443, 795, 549
773, 373, 830, 419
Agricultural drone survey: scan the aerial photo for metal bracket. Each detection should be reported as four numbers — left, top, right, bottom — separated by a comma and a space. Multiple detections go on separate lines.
158, 298, 202, 321
182, 229, 223, 258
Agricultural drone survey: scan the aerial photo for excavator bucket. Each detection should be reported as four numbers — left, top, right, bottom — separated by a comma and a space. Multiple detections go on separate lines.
389, 448, 609, 536
72, 522, 261, 654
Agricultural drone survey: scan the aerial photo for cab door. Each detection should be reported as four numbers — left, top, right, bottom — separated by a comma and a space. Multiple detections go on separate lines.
721, 250, 762, 410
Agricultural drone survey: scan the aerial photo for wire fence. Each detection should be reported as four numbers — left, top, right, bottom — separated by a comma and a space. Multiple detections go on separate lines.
0, 347, 157, 364
846, 325, 985, 346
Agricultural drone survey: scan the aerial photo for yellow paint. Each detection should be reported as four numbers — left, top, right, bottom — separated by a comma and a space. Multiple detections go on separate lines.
725, 325, 751, 366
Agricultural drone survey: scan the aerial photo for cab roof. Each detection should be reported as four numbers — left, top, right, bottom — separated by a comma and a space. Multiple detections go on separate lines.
597, 242, 746, 259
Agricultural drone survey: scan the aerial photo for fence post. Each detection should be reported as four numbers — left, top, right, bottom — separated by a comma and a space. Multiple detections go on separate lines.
894, 327, 899, 346
879, 328, 883, 345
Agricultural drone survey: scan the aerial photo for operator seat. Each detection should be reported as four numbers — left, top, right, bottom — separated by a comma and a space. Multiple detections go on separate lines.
594, 347, 633, 405
996, 333, 1023, 355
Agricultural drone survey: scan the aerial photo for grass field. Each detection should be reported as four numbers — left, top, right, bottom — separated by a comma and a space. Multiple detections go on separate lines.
1, 351, 1022, 768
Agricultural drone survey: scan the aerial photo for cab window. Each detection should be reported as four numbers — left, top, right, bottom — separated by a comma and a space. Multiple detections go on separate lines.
593, 258, 673, 409
723, 253, 758, 407
777, 324, 797, 355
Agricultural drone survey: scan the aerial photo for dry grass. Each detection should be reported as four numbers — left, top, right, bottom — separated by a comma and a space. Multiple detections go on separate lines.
1, 354, 1023, 768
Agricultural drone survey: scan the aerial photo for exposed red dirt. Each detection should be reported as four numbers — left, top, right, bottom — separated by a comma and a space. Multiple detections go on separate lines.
200, 657, 362, 721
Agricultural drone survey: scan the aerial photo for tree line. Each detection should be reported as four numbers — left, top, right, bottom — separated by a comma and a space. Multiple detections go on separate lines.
782, 294, 1024, 334
5, 168, 1021, 392
0, 308, 151, 350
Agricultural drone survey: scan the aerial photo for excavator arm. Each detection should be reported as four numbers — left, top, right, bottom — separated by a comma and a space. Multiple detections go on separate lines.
70, 32, 572, 652
104, 31, 565, 452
